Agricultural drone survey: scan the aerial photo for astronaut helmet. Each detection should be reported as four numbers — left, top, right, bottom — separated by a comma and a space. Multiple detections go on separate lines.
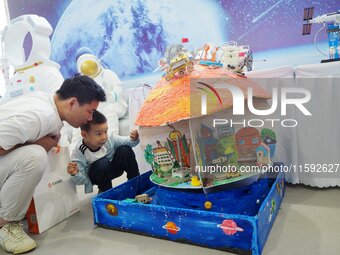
76, 47, 102, 78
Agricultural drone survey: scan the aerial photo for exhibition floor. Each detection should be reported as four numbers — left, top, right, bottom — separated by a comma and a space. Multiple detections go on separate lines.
19, 175, 340, 255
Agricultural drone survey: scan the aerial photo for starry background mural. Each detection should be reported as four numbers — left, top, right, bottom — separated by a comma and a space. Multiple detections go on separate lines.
218, 0, 338, 51
7, 0, 71, 29
6, 0, 339, 78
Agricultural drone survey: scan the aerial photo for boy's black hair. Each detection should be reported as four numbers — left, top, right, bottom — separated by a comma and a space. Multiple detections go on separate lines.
56, 74, 106, 105
80, 110, 107, 132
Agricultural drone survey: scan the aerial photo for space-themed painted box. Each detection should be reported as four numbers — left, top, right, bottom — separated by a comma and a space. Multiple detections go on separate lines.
92, 168, 285, 255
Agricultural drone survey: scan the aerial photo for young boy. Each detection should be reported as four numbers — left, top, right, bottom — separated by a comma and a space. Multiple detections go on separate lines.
67, 110, 140, 193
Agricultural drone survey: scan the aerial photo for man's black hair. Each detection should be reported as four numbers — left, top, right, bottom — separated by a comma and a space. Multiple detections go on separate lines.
80, 110, 107, 132
56, 74, 106, 105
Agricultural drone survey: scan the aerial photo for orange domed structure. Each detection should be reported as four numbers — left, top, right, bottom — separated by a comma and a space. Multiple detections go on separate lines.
135, 64, 270, 127
136, 64, 275, 191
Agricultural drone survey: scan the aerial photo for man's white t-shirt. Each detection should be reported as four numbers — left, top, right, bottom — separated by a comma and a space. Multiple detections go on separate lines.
0, 91, 63, 150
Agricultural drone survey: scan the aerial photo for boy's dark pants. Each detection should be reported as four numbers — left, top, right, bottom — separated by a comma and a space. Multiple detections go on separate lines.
88, 145, 140, 192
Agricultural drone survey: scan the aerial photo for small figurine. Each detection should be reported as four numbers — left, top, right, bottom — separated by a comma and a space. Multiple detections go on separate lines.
198, 43, 223, 67
135, 194, 152, 204
219, 41, 253, 74
162, 44, 194, 81
191, 176, 201, 186
329, 46, 336, 59
163, 53, 194, 81
203, 44, 210, 61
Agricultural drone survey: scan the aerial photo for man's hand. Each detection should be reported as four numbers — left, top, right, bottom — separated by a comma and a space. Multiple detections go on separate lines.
33, 136, 58, 152
51, 133, 61, 143
130, 130, 139, 141
0, 135, 60, 156
67, 162, 78, 176
0, 147, 8, 156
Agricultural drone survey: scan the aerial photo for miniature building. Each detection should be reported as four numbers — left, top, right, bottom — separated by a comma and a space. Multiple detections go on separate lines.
197, 125, 218, 163
217, 123, 235, 138
153, 141, 174, 177
235, 127, 261, 166
167, 127, 190, 167
219, 41, 250, 69
256, 142, 271, 166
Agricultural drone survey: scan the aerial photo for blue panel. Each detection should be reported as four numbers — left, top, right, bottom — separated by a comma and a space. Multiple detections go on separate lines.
257, 171, 285, 253
94, 199, 254, 252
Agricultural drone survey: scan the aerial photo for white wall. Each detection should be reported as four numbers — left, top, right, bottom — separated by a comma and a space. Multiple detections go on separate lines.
0, 0, 8, 30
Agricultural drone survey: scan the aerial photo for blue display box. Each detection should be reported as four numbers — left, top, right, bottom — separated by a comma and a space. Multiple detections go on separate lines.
93, 170, 285, 255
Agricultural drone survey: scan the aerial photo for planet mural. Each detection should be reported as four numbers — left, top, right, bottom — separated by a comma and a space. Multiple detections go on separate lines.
217, 219, 244, 236
162, 221, 181, 234
51, 0, 227, 79
106, 203, 118, 216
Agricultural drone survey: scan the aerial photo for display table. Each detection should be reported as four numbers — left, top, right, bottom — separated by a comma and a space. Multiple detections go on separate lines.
246, 62, 340, 187
293, 61, 340, 187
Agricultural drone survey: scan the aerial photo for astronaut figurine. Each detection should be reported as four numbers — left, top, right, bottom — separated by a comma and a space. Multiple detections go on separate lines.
74, 47, 128, 140
0, 54, 10, 99
0, 15, 64, 104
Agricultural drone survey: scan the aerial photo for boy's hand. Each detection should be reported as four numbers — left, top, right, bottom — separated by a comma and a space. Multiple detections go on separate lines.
67, 162, 78, 176
130, 130, 139, 141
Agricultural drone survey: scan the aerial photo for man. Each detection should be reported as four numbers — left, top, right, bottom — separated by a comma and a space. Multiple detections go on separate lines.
0, 75, 106, 254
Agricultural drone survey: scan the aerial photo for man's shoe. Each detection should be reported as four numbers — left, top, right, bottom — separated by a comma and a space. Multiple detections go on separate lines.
0, 222, 37, 254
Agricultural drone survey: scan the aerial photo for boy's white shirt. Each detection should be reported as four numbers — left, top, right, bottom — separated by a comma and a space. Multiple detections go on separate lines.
70, 133, 139, 193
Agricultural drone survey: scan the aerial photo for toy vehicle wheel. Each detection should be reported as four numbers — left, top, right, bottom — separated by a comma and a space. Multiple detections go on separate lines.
178, 70, 185, 76
245, 51, 253, 71
187, 65, 194, 72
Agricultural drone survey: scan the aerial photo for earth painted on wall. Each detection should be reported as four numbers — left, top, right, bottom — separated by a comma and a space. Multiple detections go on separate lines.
51, 0, 228, 79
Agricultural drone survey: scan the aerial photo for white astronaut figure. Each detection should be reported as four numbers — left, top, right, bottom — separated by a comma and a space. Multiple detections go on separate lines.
0, 54, 10, 98
329, 46, 336, 59
0, 15, 64, 104
72, 47, 128, 143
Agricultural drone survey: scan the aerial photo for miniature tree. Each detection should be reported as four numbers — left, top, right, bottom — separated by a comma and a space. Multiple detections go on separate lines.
217, 137, 228, 157
144, 144, 154, 166
217, 136, 238, 165
261, 128, 276, 142
153, 162, 161, 176
164, 141, 169, 148
172, 160, 180, 169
